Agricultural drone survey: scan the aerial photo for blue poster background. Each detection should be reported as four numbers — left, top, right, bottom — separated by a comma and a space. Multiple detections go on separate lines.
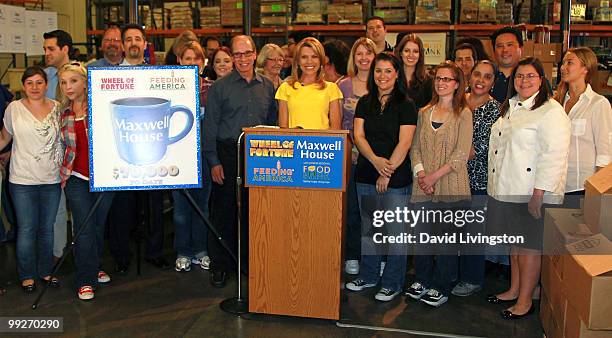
245, 134, 344, 190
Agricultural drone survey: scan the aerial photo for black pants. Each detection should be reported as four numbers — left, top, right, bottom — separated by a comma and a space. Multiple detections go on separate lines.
208, 141, 248, 273
107, 190, 164, 265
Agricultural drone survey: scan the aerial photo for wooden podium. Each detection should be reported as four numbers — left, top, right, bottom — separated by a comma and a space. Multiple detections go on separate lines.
244, 128, 349, 320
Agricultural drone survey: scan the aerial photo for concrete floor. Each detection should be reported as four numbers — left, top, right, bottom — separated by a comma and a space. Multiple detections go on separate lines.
0, 238, 543, 338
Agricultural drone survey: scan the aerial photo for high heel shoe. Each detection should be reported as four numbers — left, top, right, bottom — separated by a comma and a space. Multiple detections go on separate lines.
21, 280, 36, 293
500, 304, 535, 319
486, 294, 517, 304
41, 277, 60, 288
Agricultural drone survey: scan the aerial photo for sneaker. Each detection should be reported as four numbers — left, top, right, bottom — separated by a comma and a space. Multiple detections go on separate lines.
451, 282, 482, 297
78, 285, 94, 301
375, 288, 401, 302
345, 279, 377, 291
175, 257, 191, 272
192, 256, 210, 270
420, 288, 449, 307
345, 260, 359, 275
97, 271, 110, 283
380, 261, 386, 276
405, 282, 429, 300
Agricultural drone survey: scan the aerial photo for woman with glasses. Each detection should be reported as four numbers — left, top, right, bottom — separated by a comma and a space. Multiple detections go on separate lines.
450, 60, 501, 298
256, 44, 284, 89
555, 47, 611, 206
395, 34, 433, 111
345, 52, 417, 302
337, 37, 377, 275
276, 37, 342, 130
58, 62, 115, 300
0, 66, 62, 293
405, 61, 472, 308
487, 57, 570, 319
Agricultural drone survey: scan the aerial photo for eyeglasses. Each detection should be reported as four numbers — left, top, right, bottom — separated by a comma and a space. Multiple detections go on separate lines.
266, 57, 284, 63
515, 73, 540, 81
434, 76, 456, 83
103, 38, 121, 43
232, 50, 255, 59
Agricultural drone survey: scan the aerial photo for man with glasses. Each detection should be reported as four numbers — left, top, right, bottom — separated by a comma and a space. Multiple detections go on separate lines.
203, 35, 277, 288
89, 24, 124, 67
490, 26, 523, 102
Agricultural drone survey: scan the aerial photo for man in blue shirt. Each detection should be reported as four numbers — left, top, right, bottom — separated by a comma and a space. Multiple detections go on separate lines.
490, 27, 523, 103
88, 24, 124, 67
43, 30, 72, 100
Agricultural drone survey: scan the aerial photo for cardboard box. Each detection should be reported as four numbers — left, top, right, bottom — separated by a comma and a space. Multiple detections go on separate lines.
543, 208, 594, 278
562, 234, 612, 330
565, 301, 612, 338
533, 43, 559, 63
376, 0, 410, 6
541, 290, 566, 338
460, 2, 479, 23
523, 40, 535, 58
584, 164, 612, 240
542, 255, 568, 328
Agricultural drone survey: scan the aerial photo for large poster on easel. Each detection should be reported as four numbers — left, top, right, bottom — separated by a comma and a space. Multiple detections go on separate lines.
88, 66, 201, 192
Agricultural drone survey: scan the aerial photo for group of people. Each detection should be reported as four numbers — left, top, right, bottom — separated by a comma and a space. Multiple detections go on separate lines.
0, 19, 609, 324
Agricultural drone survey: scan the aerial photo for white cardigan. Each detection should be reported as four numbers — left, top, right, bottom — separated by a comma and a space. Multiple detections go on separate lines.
488, 93, 571, 204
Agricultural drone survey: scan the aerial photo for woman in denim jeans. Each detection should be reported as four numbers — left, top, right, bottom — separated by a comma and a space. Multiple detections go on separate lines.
58, 62, 115, 301
345, 52, 417, 302
0, 66, 62, 293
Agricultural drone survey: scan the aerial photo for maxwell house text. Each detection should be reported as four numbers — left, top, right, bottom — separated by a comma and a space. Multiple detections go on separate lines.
115, 115, 170, 143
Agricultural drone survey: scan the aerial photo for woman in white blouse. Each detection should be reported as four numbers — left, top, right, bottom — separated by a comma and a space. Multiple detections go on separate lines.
486, 57, 571, 319
0, 66, 62, 292
555, 47, 611, 205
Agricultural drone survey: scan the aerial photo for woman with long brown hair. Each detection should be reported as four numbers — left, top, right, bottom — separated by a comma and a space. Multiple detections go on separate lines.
405, 61, 472, 308
555, 47, 611, 204
395, 33, 433, 111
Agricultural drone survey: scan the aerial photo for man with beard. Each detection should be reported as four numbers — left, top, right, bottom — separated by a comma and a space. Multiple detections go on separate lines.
107, 24, 171, 274
120, 24, 147, 66
89, 24, 124, 67
204, 35, 277, 288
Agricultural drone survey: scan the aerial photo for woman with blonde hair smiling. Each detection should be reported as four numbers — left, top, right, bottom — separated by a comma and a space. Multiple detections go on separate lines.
555, 47, 611, 205
58, 62, 115, 300
276, 37, 342, 130
256, 43, 284, 89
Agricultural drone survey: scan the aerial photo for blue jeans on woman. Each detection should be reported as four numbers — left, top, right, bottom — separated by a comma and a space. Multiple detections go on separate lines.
11, 182, 61, 281
172, 181, 210, 260
64, 176, 114, 289
356, 183, 410, 292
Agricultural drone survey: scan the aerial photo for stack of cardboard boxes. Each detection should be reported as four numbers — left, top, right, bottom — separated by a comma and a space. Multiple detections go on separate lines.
541, 164, 612, 338
328, 1, 363, 24
415, 0, 452, 23
260, 0, 291, 26
373, 0, 409, 24
221, 0, 244, 26
169, 5, 193, 29
200, 6, 221, 28
294, 0, 327, 24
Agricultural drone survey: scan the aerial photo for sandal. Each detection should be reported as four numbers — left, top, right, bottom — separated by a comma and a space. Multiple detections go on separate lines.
41, 276, 60, 288
21, 279, 36, 293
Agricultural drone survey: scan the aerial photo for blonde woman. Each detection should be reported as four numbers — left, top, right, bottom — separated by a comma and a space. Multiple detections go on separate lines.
337, 37, 376, 275
256, 43, 284, 89
276, 37, 342, 130
58, 62, 115, 300
555, 47, 611, 205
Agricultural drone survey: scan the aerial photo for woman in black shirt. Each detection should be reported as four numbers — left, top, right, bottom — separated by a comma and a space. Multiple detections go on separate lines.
345, 52, 418, 302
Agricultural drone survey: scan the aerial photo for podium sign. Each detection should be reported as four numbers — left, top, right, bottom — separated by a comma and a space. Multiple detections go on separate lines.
245, 134, 344, 190
88, 66, 201, 192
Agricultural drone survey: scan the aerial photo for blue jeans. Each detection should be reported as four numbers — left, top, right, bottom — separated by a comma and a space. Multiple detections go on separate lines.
10, 183, 61, 281
345, 164, 361, 260
64, 176, 114, 288
172, 182, 210, 259
356, 183, 410, 292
